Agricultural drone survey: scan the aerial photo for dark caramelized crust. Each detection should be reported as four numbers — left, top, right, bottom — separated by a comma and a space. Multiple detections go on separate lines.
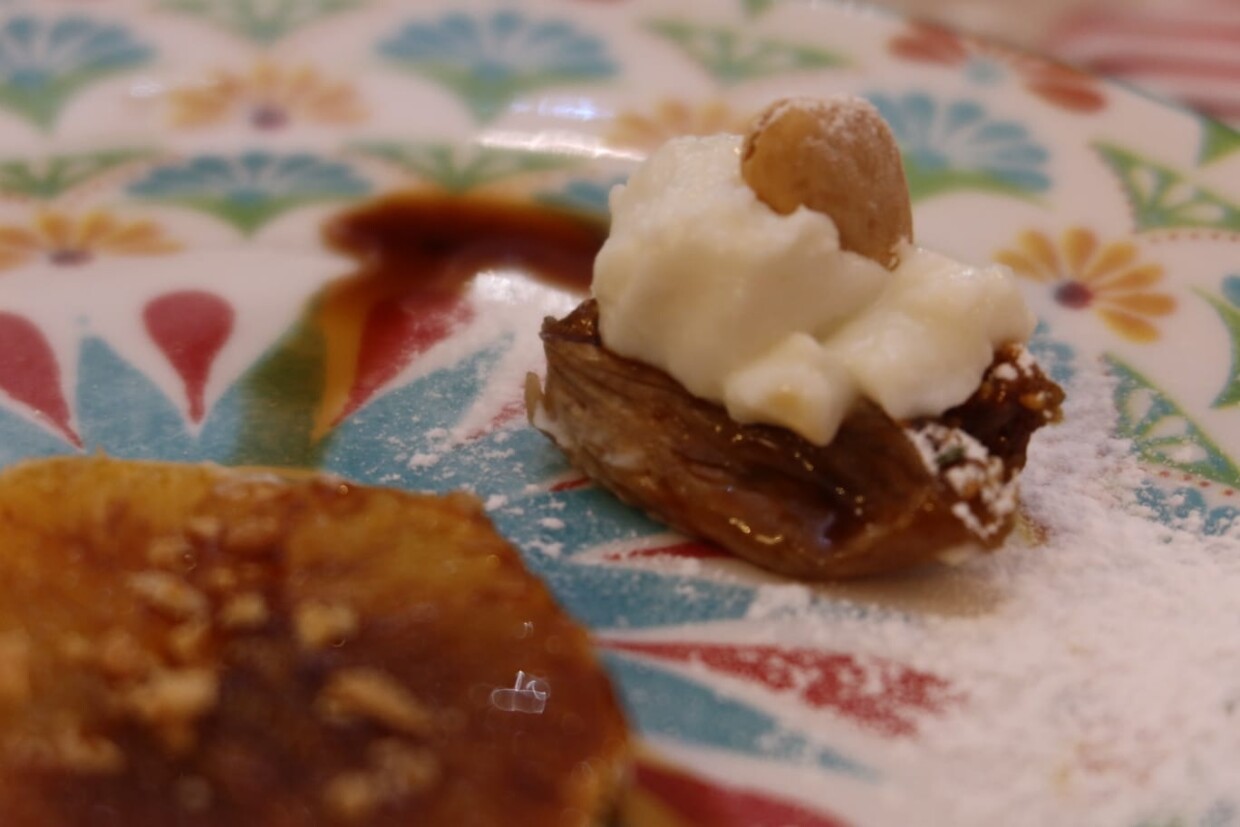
532, 300, 1064, 580
0, 457, 628, 826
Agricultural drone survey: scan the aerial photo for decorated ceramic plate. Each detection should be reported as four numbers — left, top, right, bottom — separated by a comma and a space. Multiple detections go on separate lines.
1, 0, 1239, 824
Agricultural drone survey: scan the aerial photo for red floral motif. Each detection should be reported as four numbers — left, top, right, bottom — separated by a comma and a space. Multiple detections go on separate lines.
144, 291, 234, 423
602, 640, 955, 737
890, 21, 1106, 113
346, 291, 475, 425
0, 311, 79, 446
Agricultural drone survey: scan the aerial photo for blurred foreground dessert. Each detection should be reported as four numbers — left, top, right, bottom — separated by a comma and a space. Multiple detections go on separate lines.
0, 456, 628, 826
529, 95, 1064, 579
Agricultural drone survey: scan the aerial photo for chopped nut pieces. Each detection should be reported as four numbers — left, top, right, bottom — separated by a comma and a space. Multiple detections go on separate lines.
6, 727, 127, 776
126, 571, 208, 622
324, 740, 440, 822
167, 620, 211, 664
146, 535, 194, 569
319, 668, 434, 736
223, 515, 282, 555
203, 566, 239, 594
907, 423, 1016, 540
0, 457, 630, 823
119, 667, 219, 752
52, 726, 126, 775
295, 601, 359, 650
98, 629, 155, 681
185, 514, 224, 544
218, 592, 270, 631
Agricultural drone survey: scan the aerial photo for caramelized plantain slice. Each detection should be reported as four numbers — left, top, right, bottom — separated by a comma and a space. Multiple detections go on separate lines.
0, 456, 628, 826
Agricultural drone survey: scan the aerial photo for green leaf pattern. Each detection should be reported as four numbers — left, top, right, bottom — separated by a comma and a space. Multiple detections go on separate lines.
157, 0, 364, 44
1197, 288, 1240, 409
0, 150, 153, 200
1107, 354, 1240, 488
1199, 118, 1240, 166
1095, 142, 1240, 233
350, 142, 579, 193
645, 19, 846, 85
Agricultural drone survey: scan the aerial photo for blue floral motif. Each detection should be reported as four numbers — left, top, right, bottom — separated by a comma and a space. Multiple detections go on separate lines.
378, 10, 616, 122
867, 91, 1050, 200
1028, 321, 1077, 387
1223, 273, 1240, 308
962, 56, 1005, 85
1135, 483, 1239, 536
128, 152, 370, 234
0, 15, 152, 129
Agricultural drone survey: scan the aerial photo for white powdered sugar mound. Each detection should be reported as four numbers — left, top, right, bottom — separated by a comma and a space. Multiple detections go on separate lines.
834, 363, 1240, 825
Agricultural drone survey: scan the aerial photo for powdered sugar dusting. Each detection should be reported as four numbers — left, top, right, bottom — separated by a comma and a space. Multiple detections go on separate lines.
907, 422, 1017, 541
774, 362, 1240, 825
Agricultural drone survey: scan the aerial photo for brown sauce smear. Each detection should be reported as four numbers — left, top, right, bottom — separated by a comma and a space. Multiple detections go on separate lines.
323, 193, 607, 294
295, 194, 607, 440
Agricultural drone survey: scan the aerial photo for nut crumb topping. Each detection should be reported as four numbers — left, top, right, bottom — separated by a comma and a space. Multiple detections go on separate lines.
295, 601, 359, 650
98, 630, 155, 681
119, 667, 219, 752
323, 740, 439, 821
218, 592, 269, 631
185, 515, 224, 544
167, 620, 211, 664
907, 422, 1016, 540
53, 726, 126, 775
0, 457, 629, 823
146, 535, 194, 570
318, 668, 433, 736
6, 727, 127, 776
223, 515, 282, 555
126, 571, 208, 622
203, 567, 239, 594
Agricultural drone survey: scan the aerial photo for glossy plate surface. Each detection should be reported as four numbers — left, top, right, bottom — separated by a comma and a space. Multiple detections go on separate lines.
0, 1, 1238, 824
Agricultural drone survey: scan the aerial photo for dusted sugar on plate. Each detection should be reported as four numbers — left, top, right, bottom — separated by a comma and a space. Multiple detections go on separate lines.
528, 95, 1064, 579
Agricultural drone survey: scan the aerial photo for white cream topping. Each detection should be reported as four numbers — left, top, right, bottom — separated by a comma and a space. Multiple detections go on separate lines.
593, 134, 1036, 445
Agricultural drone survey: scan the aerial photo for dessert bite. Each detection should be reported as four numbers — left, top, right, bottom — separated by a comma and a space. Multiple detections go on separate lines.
0, 456, 628, 825
528, 95, 1064, 580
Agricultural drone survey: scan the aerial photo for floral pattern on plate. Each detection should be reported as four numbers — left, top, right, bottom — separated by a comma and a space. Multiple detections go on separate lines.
166, 60, 366, 130
0, 14, 152, 130
378, 10, 617, 122
868, 91, 1051, 201
0, 2, 1238, 825
996, 227, 1175, 343
128, 152, 371, 234
0, 209, 179, 270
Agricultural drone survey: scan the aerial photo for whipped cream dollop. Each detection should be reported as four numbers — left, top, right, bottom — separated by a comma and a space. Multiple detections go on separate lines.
593, 134, 1036, 446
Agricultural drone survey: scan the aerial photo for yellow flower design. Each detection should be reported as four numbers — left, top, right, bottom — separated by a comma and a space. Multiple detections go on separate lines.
0, 210, 180, 271
168, 61, 365, 130
995, 227, 1175, 342
608, 99, 750, 154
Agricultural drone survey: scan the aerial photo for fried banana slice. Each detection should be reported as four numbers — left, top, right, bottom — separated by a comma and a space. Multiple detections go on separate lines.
0, 456, 628, 826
